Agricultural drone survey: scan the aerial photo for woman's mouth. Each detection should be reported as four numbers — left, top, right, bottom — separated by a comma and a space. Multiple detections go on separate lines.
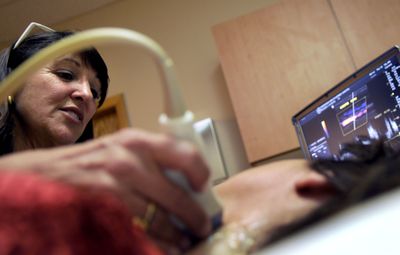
60, 107, 83, 123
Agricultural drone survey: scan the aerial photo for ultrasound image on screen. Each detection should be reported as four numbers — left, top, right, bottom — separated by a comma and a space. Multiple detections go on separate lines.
299, 55, 400, 160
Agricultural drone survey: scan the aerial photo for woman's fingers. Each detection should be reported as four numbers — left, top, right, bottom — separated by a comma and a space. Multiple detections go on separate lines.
117, 149, 211, 238
92, 129, 212, 237
148, 206, 192, 249
121, 190, 188, 246
111, 129, 210, 191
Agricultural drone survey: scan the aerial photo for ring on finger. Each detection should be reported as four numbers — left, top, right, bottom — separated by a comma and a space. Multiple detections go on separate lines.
133, 202, 157, 232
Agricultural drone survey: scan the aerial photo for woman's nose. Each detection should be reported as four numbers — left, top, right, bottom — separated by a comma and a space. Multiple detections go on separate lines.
71, 80, 93, 102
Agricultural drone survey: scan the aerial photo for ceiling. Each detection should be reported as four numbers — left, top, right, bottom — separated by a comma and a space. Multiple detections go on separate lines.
0, 0, 119, 45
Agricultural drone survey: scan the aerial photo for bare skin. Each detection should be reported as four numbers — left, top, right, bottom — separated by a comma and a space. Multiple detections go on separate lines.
189, 159, 335, 254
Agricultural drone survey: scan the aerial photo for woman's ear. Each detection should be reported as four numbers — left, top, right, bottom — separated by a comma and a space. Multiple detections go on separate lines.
294, 172, 337, 202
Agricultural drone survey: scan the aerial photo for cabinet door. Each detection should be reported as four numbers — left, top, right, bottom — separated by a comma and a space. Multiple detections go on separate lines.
331, 0, 400, 68
212, 0, 354, 163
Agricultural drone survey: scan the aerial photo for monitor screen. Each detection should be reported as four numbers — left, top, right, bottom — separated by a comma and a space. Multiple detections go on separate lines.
293, 47, 400, 160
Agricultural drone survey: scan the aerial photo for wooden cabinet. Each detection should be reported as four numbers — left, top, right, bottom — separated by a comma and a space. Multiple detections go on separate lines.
212, 0, 355, 163
331, 0, 400, 68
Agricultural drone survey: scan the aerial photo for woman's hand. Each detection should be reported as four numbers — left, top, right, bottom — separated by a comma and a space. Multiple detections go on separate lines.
0, 128, 212, 252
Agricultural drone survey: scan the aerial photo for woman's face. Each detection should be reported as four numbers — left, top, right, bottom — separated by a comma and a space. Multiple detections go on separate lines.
14, 54, 102, 147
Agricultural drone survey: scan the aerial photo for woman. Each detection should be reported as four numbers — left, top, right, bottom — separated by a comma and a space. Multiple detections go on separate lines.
0, 29, 213, 254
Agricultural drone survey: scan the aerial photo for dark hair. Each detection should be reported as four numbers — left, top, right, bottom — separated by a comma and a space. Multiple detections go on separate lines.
0, 31, 109, 155
264, 138, 400, 247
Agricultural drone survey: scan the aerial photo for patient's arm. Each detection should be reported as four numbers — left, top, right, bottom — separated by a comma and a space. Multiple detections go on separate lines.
189, 159, 335, 254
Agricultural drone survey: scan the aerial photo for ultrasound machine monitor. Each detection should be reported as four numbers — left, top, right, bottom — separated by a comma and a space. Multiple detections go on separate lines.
292, 46, 400, 160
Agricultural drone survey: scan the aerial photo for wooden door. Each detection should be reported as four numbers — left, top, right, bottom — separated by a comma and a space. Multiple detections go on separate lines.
92, 93, 130, 138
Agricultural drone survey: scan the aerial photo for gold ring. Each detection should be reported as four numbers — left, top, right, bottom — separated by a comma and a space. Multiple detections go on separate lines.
132, 203, 157, 231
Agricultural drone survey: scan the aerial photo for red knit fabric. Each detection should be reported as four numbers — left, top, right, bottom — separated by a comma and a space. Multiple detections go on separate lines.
0, 171, 164, 255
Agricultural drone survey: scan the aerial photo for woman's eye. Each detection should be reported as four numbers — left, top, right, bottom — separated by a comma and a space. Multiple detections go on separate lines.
56, 70, 75, 81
